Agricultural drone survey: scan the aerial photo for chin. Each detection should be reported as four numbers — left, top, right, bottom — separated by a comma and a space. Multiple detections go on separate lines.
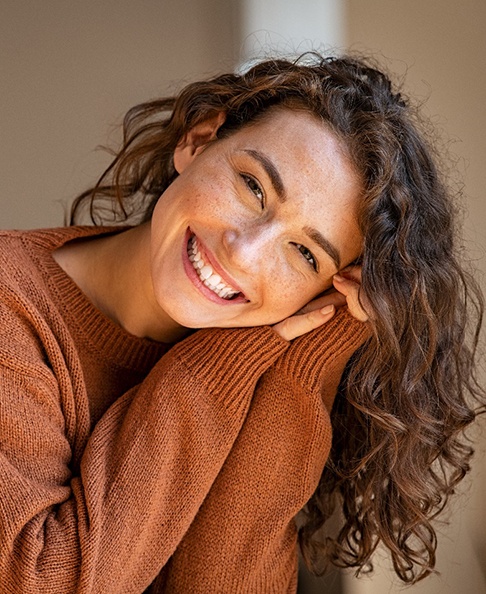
160, 303, 219, 331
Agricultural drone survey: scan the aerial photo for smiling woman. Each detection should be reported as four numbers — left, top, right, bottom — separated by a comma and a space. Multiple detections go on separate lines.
0, 54, 484, 593
146, 107, 362, 336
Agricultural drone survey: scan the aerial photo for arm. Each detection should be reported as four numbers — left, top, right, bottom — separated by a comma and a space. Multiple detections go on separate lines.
0, 304, 288, 593
157, 309, 370, 593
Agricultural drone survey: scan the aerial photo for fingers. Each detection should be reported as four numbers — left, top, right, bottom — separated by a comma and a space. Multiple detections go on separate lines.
298, 289, 346, 315
333, 274, 369, 322
274, 263, 368, 342
273, 304, 335, 341
340, 264, 362, 283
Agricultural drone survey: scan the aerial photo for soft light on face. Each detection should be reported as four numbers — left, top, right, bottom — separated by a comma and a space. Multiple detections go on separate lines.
149, 107, 363, 331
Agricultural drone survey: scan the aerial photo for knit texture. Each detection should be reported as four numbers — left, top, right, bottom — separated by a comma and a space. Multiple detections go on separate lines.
0, 227, 370, 593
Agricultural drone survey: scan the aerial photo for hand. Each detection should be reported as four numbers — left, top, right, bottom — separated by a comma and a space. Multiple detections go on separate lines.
273, 265, 369, 341
272, 290, 345, 341
332, 266, 369, 323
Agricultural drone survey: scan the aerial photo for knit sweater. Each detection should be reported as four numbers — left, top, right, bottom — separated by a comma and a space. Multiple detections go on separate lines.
0, 226, 369, 594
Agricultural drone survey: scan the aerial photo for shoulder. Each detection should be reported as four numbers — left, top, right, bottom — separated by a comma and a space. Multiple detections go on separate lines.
0, 225, 130, 376
0, 229, 33, 282
0, 227, 72, 283
0, 227, 91, 374
0, 230, 54, 377
0, 225, 121, 288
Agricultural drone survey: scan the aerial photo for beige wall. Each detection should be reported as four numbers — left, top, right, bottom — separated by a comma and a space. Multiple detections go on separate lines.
0, 0, 238, 229
239, 0, 344, 60
0, 0, 345, 231
344, 1, 486, 593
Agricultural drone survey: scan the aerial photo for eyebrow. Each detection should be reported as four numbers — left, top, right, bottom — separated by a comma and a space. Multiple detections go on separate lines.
242, 149, 287, 202
304, 227, 341, 270
243, 148, 342, 270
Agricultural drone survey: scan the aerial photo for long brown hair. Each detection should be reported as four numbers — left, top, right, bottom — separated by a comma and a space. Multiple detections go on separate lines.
70, 54, 485, 584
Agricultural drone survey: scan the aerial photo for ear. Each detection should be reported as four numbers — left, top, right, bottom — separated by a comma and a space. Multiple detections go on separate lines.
173, 111, 226, 173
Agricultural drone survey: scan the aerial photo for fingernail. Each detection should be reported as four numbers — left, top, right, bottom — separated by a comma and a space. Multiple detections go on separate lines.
333, 274, 344, 282
320, 305, 335, 315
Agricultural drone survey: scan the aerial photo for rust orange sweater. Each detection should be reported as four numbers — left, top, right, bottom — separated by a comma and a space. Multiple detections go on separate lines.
0, 226, 369, 593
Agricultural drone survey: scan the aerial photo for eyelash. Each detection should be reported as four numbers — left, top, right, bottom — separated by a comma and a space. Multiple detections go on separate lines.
293, 243, 318, 271
240, 173, 318, 272
241, 173, 265, 208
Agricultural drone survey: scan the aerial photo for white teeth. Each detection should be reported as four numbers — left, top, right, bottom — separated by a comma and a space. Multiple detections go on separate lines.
188, 235, 241, 300
200, 265, 213, 280
207, 274, 221, 287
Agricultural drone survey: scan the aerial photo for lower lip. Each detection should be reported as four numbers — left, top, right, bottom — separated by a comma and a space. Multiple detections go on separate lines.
182, 229, 247, 305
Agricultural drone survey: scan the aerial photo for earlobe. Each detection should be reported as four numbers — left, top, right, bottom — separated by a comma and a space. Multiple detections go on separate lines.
173, 111, 226, 173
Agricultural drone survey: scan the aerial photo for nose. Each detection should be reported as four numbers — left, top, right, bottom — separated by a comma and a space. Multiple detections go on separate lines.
222, 226, 278, 273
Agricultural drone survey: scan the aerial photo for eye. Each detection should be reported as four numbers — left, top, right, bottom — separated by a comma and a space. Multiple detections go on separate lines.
241, 174, 265, 208
294, 243, 318, 271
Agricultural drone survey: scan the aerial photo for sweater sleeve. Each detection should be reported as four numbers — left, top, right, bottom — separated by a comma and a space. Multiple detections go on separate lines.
156, 309, 370, 593
0, 311, 288, 594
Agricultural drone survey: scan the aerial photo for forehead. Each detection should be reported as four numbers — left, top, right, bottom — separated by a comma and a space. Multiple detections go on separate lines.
222, 107, 363, 264
227, 107, 361, 207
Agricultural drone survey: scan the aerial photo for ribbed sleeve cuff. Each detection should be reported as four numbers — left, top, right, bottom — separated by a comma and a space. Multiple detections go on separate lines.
170, 326, 289, 403
273, 308, 371, 400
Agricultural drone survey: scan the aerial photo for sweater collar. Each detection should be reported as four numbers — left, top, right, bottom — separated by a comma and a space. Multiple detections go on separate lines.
23, 226, 169, 371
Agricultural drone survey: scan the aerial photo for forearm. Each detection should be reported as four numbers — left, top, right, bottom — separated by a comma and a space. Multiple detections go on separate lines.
0, 326, 288, 593
159, 310, 370, 593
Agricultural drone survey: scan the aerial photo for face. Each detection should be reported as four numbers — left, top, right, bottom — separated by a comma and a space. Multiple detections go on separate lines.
149, 107, 362, 331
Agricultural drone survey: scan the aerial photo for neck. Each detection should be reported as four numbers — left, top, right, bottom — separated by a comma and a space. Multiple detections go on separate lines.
54, 224, 190, 343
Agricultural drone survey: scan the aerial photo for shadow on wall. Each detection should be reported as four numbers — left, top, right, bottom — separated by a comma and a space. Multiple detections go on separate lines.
298, 559, 343, 594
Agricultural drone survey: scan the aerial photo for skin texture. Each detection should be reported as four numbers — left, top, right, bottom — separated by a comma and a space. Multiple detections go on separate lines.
54, 108, 366, 343
149, 108, 363, 338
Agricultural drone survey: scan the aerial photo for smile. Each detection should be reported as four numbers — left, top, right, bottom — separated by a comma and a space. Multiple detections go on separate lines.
187, 236, 242, 300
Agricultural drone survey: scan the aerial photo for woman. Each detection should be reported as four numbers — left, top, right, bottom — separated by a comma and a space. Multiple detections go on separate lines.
0, 54, 483, 593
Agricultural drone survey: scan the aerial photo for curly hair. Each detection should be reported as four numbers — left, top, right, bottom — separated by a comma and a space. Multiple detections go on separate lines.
70, 53, 485, 584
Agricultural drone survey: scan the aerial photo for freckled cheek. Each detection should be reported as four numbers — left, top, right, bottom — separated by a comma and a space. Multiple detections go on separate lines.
187, 179, 238, 222
261, 265, 311, 315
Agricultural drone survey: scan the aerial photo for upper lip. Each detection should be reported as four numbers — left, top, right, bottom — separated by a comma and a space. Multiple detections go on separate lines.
191, 231, 247, 299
